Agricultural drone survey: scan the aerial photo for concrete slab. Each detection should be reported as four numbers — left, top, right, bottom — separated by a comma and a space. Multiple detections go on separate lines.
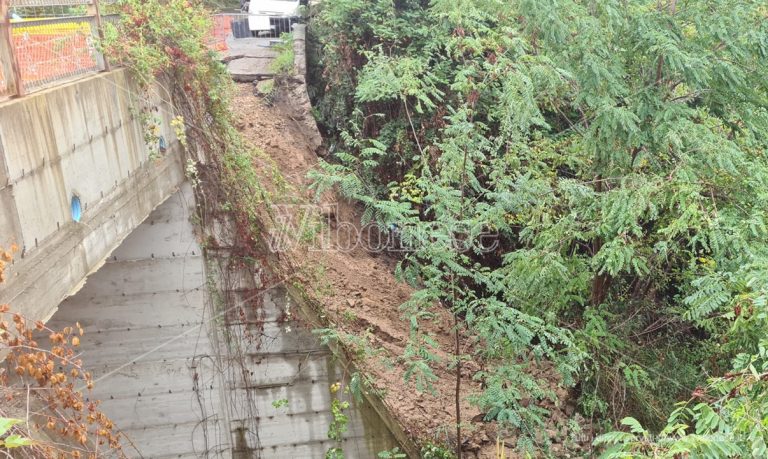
69, 257, 206, 297
224, 37, 279, 59
228, 57, 276, 82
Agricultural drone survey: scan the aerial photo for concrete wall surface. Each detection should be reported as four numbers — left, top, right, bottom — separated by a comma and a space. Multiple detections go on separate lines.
0, 69, 184, 322
46, 185, 232, 458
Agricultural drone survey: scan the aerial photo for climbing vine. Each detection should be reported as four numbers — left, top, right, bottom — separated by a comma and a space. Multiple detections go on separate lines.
325, 382, 351, 459
102, 1, 296, 454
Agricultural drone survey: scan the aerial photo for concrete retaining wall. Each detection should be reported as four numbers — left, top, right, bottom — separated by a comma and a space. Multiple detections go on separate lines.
288, 24, 324, 154
0, 69, 185, 321
287, 24, 420, 458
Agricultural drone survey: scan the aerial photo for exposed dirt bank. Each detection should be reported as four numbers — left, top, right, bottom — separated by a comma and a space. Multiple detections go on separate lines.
230, 81, 589, 458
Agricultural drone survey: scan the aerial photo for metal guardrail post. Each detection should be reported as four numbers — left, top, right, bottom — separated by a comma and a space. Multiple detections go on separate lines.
90, 0, 110, 72
0, 0, 24, 96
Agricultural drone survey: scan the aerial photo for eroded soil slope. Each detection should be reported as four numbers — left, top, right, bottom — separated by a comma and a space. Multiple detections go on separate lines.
231, 81, 588, 458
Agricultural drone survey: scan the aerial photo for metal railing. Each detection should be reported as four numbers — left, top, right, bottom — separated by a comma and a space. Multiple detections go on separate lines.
254, 16, 298, 38
211, 13, 300, 45
0, 0, 111, 98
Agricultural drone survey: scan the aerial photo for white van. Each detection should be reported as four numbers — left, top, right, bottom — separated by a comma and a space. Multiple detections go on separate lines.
247, 0, 306, 36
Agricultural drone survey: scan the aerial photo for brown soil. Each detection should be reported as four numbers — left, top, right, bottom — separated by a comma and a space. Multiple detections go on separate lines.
230, 81, 589, 458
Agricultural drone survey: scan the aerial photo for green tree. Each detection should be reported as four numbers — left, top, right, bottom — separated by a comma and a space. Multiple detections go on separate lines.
308, 0, 768, 453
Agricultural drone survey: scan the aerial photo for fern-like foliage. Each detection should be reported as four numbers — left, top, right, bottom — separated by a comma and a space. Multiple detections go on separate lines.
307, 0, 768, 452
595, 339, 768, 458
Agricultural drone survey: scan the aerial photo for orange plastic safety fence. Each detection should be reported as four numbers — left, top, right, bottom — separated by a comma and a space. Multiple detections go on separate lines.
11, 16, 101, 91
209, 14, 242, 52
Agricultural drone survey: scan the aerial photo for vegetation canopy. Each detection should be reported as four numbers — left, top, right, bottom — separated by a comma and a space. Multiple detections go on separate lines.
307, 0, 768, 455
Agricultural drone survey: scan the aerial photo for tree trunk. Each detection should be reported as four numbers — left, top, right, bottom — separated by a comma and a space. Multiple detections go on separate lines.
591, 177, 611, 306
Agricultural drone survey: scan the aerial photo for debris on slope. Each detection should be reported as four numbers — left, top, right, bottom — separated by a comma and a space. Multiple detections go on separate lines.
230, 81, 590, 457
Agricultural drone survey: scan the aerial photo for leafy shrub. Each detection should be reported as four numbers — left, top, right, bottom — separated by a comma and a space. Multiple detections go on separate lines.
271, 33, 296, 76
307, 0, 768, 453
